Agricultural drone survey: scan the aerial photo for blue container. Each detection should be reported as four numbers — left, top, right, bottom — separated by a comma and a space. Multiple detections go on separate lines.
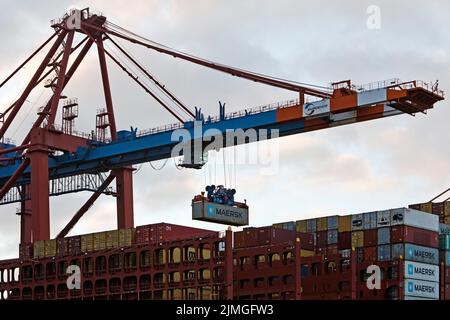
377, 227, 390, 245
363, 212, 377, 230
377, 244, 391, 261
282, 221, 295, 231
327, 216, 338, 230
391, 243, 439, 265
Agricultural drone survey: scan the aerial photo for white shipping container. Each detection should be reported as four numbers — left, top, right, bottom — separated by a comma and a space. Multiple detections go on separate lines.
403, 261, 439, 282
351, 214, 363, 231
404, 279, 439, 300
377, 210, 391, 227
390, 208, 439, 232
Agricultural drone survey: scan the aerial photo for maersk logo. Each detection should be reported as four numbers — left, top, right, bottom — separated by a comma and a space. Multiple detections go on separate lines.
407, 282, 413, 293
207, 205, 215, 217
407, 264, 414, 275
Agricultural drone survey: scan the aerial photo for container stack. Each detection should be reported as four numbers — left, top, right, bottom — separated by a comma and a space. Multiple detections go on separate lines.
274, 207, 441, 300
409, 200, 450, 225
439, 223, 450, 299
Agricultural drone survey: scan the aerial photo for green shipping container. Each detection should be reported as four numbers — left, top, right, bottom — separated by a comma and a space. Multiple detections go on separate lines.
81, 233, 94, 252
106, 230, 119, 249
296, 220, 307, 233
440, 234, 450, 250
33, 241, 45, 259
316, 217, 328, 232
119, 228, 135, 247
44, 239, 57, 257
93, 232, 106, 251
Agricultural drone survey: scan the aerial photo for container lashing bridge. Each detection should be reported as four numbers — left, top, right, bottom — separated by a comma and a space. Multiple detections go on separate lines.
0, 8, 444, 249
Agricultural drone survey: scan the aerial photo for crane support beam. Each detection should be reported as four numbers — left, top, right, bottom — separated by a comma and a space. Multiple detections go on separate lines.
57, 173, 115, 239
47, 31, 75, 126
21, 38, 95, 146
0, 82, 443, 192
28, 145, 50, 241
0, 31, 68, 141
97, 35, 117, 140
113, 167, 134, 229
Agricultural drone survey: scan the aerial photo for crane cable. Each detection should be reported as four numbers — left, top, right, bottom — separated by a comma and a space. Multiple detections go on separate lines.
104, 20, 333, 93
149, 158, 169, 170
103, 42, 187, 122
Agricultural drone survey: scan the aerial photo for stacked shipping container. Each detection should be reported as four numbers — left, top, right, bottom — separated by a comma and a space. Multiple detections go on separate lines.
273, 207, 441, 300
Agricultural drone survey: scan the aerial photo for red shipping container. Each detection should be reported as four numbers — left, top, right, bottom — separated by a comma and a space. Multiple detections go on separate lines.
408, 204, 421, 211
56, 238, 68, 257
136, 223, 216, 244
316, 231, 328, 248
390, 225, 438, 247
364, 229, 377, 247
67, 236, 81, 256
445, 267, 450, 284
432, 202, 444, 216
446, 284, 450, 300
364, 246, 377, 263
338, 232, 351, 250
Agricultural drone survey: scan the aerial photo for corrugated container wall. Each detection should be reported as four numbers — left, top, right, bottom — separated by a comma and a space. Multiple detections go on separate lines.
391, 243, 439, 265
316, 217, 328, 232
327, 230, 338, 245
377, 244, 391, 261
351, 231, 364, 248
351, 214, 363, 231
338, 215, 351, 232
391, 208, 439, 232
296, 220, 307, 233
377, 227, 390, 245
377, 210, 391, 227
440, 235, 450, 250
363, 212, 377, 230
306, 219, 316, 233
327, 216, 338, 230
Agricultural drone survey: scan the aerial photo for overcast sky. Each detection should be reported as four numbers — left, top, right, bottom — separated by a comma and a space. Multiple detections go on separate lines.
0, 0, 449, 259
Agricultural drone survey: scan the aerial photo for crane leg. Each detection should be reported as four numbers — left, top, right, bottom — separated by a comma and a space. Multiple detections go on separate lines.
29, 146, 50, 241
114, 167, 134, 229
20, 185, 32, 244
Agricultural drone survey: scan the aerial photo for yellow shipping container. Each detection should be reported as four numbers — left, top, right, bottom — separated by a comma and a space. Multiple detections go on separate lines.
316, 217, 328, 231
155, 249, 166, 265
202, 248, 211, 260
338, 215, 352, 232
106, 230, 119, 249
44, 239, 57, 257
351, 231, 364, 248
93, 232, 106, 251
201, 286, 212, 300
172, 248, 181, 263
445, 216, 450, 225
300, 249, 315, 257
420, 202, 433, 214
119, 228, 135, 247
33, 241, 45, 259
173, 289, 182, 300
445, 201, 450, 216
273, 223, 283, 229
296, 220, 307, 233
81, 233, 94, 252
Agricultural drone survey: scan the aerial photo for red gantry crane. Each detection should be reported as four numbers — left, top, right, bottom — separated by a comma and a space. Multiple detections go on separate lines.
0, 8, 444, 248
